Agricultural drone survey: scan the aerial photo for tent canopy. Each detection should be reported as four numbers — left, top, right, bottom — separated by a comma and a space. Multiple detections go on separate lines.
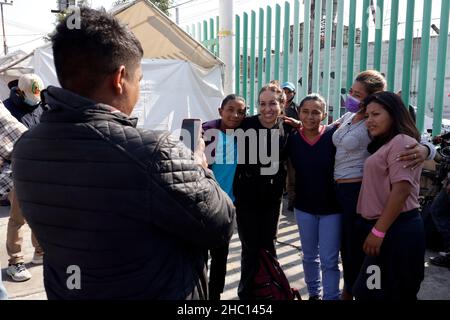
0, 50, 34, 100
4, 1, 225, 132
113, 0, 223, 69
32, 47, 224, 133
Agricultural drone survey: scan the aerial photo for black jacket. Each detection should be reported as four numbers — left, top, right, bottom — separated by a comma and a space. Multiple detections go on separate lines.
12, 86, 235, 300
3, 87, 43, 128
233, 116, 290, 202
284, 101, 299, 120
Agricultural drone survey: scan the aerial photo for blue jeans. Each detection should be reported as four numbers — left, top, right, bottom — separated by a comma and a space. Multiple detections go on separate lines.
0, 261, 8, 300
295, 209, 342, 300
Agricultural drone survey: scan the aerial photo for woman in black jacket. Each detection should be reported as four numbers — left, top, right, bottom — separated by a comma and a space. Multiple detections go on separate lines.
233, 83, 291, 299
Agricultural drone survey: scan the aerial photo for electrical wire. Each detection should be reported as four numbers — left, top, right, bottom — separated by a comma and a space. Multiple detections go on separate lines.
6, 20, 50, 34
4, 34, 47, 37
8, 36, 44, 48
168, 0, 196, 9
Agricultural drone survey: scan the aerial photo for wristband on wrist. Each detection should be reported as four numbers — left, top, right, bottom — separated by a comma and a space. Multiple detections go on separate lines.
371, 227, 386, 239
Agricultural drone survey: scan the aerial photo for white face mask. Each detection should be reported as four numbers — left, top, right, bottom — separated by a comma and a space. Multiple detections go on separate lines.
24, 97, 40, 106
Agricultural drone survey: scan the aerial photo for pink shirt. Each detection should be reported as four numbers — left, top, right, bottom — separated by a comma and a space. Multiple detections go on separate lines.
357, 134, 422, 220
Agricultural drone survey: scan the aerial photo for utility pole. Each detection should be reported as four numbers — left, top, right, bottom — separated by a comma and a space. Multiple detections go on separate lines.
0, 0, 13, 56
219, 0, 234, 95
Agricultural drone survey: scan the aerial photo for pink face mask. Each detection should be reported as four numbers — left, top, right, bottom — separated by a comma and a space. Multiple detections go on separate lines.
345, 95, 361, 113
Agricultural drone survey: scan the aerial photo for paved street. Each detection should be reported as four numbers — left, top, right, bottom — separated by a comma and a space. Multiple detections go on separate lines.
1, 198, 449, 300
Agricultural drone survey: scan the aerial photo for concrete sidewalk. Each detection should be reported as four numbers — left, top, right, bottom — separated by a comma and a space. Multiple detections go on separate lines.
1, 198, 449, 300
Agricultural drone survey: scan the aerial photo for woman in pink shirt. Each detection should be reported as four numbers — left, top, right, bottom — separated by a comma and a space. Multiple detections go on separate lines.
353, 91, 425, 300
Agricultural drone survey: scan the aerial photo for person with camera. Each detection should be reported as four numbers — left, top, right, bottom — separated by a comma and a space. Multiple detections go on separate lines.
11, 7, 235, 299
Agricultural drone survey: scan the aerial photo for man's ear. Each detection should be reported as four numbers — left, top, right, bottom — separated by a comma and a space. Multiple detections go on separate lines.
17, 89, 25, 99
218, 107, 223, 117
112, 65, 126, 95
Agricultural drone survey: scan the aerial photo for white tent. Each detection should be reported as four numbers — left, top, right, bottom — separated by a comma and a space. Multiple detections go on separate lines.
0, 50, 34, 100
113, 0, 222, 69
31, 0, 225, 132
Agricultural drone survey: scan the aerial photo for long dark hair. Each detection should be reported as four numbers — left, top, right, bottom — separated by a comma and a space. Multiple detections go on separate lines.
363, 91, 420, 154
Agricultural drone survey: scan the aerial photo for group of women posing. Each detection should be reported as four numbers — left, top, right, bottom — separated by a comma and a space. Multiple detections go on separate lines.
205, 70, 432, 300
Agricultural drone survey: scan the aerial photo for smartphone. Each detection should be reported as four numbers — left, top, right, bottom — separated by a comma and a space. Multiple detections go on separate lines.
180, 118, 201, 151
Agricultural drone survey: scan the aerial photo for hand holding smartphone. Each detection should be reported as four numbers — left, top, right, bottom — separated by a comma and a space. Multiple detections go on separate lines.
180, 118, 202, 151
180, 118, 207, 168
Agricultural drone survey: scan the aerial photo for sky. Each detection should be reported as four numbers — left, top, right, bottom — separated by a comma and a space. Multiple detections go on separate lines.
0, 0, 446, 54
171, 0, 445, 43
0, 0, 113, 54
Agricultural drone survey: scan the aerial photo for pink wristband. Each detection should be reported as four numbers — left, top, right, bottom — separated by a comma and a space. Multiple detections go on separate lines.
371, 227, 386, 239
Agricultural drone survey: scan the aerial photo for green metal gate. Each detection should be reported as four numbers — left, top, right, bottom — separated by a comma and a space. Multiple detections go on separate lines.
186, 0, 450, 135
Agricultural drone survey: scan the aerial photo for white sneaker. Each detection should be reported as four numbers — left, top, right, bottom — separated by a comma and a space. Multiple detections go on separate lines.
6, 263, 32, 282
31, 253, 44, 265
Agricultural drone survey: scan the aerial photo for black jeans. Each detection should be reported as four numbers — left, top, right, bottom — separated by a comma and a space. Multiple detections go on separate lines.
208, 243, 230, 300
431, 186, 450, 249
353, 209, 425, 300
235, 194, 282, 300
335, 181, 364, 296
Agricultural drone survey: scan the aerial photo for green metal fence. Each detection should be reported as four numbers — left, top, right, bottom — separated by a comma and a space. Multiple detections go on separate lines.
187, 0, 450, 135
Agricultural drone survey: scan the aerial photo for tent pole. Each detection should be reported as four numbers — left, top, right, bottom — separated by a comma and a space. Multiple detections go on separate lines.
0, 51, 34, 74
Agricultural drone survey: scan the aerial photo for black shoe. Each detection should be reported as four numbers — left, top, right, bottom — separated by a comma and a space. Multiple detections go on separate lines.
429, 254, 450, 268
309, 295, 321, 300
0, 198, 10, 206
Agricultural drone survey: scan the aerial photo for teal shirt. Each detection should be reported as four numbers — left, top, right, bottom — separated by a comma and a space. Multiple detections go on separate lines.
211, 131, 238, 202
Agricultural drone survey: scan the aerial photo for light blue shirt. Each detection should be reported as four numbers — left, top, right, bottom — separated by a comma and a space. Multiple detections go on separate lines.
211, 131, 238, 202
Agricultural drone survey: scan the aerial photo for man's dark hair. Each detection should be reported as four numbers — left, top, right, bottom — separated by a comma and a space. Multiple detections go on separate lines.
51, 7, 143, 95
